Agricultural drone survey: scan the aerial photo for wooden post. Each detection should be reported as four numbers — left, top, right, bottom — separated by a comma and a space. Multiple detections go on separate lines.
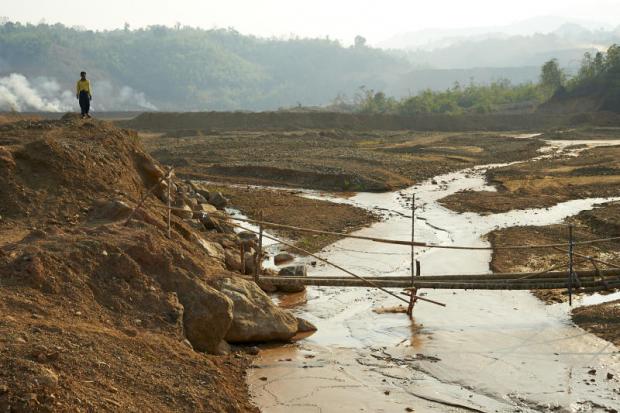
167, 175, 171, 239
254, 211, 264, 283
407, 194, 416, 318
411, 193, 415, 281
240, 244, 246, 275
568, 224, 574, 306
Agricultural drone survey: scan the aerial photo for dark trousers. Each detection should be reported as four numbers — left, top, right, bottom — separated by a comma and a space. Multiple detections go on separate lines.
79, 91, 90, 115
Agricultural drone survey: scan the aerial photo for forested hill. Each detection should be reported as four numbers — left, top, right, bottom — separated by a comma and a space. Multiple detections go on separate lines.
0, 22, 412, 110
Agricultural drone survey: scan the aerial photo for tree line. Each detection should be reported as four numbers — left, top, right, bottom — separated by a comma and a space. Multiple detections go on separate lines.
331, 44, 620, 115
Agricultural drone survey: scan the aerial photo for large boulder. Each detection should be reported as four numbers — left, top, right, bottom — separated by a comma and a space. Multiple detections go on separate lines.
182, 284, 234, 353
210, 277, 298, 343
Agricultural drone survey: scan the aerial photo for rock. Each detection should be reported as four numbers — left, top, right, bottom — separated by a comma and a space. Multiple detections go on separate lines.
278, 265, 307, 293
208, 191, 229, 209
172, 199, 194, 219
189, 182, 210, 200
279, 265, 307, 277
196, 238, 226, 262
89, 199, 133, 221
35, 367, 59, 387
194, 193, 208, 204
136, 154, 165, 182
274, 253, 294, 266
244, 252, 256, 275
196, 212, 215, 229
258, 280, 278, 293
244, 346, 260, 355
238, 231, 257, 241
184, 196, 199, 209
215, 340, 231, 356
210, 277, 298, 343
196, 203, 218, 214
607, 372, 614, 380
0, 384, 7, 394
186, 219, 205, 231
182, 284, 234, 353
296, 317, 317, 333
225, 250, 243, 272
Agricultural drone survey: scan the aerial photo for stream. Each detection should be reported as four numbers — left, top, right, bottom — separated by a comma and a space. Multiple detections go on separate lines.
247, 140, 620, 413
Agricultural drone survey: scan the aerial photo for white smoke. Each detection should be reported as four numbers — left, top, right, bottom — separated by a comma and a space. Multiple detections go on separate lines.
0, 73, 157, 112
0, 74, 70, 111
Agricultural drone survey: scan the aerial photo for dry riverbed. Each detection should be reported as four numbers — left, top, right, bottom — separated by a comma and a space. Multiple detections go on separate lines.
441, 128, 620, 348
441, 129, 620, 213
143, 129, 544, 192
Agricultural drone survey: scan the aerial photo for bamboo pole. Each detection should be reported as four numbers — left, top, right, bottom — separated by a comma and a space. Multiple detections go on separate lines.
167, 174, 171, 239
258, 268, 620, 282
568, 225, 574, 305
411, 193, 415, 282
254, 211, 263, 283
240, 276, 619, 290
227, 222, 444, 306
552, 246, 620, 271
124, 167, 173, 226
227, 216, 620, 250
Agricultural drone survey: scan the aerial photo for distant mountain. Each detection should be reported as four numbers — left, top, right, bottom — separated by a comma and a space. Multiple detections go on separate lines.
387, 29, 618, 71
379, 17, 619, 72
379, 16, 613, 50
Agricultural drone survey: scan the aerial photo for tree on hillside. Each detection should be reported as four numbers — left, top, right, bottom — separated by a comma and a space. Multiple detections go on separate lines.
540, 59, 566, 95
354, 35, 367, 48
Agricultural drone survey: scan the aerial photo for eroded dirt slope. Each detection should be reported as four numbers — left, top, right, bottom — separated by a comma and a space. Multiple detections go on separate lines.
0, 116, 259, 412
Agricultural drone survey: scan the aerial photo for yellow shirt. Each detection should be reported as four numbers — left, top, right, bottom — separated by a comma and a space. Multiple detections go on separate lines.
76, 79, 91, 95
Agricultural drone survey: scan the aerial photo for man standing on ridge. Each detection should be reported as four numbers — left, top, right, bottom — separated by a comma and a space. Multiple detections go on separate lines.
76, 71, 92, 119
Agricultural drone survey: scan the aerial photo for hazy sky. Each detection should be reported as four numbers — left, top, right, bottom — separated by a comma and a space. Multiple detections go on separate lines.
3, 0, 620, 44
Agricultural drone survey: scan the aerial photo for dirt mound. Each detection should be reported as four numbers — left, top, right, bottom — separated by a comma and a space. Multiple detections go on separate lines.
0, 117, 260, 411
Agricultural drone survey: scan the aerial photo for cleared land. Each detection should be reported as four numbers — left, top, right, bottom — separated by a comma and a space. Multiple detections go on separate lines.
142, 129, 544, 192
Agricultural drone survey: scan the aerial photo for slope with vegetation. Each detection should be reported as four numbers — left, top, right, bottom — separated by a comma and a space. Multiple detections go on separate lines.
0, 21, 409, 110
541, 45, 620, 112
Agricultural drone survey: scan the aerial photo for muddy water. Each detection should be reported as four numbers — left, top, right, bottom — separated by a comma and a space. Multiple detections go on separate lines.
248, 143, 620, 412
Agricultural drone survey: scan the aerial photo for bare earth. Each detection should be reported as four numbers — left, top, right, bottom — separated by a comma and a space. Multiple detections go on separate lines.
142, 129, 544, 192
197, 184, 379, 253
0, 117, 258, 412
